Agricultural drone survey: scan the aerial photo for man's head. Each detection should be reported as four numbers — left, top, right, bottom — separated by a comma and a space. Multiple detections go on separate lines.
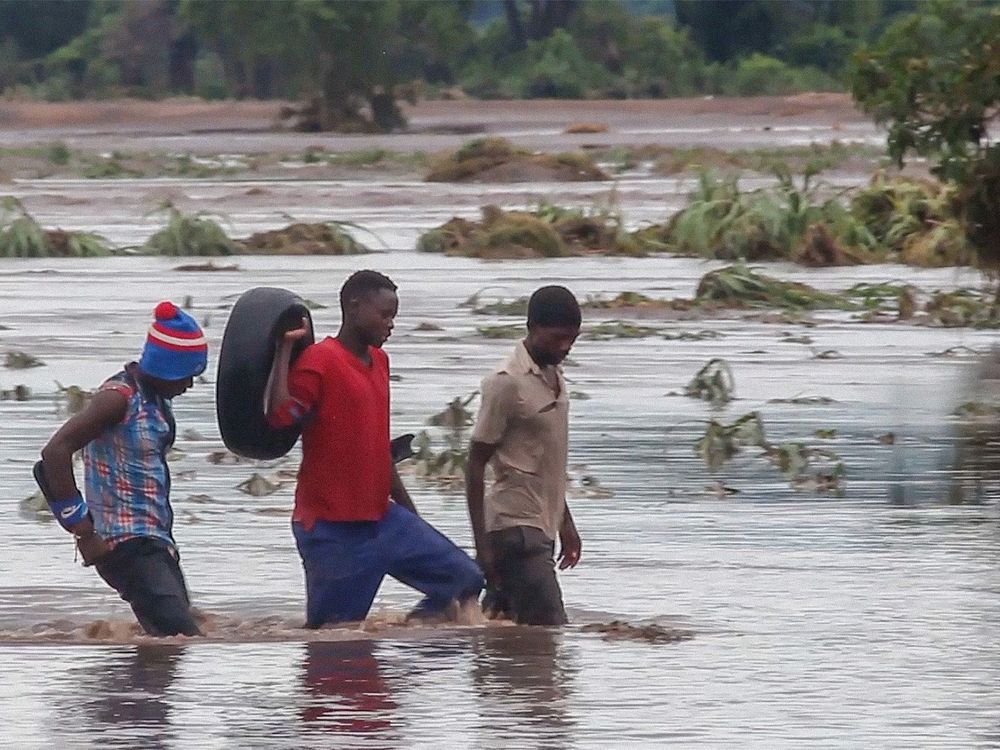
525, 285, 581, 367
139, 301, 208, 398
340, 270, 399, 348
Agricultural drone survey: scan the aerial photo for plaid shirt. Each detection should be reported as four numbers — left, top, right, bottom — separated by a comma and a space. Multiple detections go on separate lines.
83, 364, 177, 547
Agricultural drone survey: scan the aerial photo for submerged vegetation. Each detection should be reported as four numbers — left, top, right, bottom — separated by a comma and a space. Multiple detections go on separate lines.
426, 138, 609, 183
417, 170, 976, 268
0, 198, 110, 258
418, 202, 642, 259
695, 410, 845, 495
141, 202, 240, 256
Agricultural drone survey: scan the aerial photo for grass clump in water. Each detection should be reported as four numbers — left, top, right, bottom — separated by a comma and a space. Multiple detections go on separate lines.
141, 202, 241, 256
695, 262, 853, 310
419, 205, 567, 259
241, 221, 371, 255
636, 169, 880, 265
418, 201, 640, 258
0, 197, 110, 257
685, 358, 735, 406
426, 138, 609, 183
850, 175, 973, 268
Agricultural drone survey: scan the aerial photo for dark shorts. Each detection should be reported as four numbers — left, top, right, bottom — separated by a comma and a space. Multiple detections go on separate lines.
95, 536, 200, 637
487, 525, 567, 626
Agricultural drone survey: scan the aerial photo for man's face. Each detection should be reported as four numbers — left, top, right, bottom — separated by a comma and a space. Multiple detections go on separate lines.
151, 375, 194, 399
526, 324, 580, 366
350, 288, 398, 347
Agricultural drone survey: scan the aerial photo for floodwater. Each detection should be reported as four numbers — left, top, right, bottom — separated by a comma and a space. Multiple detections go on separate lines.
1, 168, 999, 748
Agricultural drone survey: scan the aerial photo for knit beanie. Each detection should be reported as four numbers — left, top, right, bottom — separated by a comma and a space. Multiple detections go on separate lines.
139, 301, 208, 381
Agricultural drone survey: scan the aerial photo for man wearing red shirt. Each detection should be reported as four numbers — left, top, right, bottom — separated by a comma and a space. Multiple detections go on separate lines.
267, 270, 483, 626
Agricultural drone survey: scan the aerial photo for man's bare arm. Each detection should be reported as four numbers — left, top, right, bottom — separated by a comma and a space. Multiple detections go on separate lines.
466, 440, 498, 581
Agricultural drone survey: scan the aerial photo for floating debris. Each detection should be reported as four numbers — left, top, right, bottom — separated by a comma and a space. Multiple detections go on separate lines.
0, 384, 30, 401
767, 395, 838, 405
477, 324, 523, 339
236, 473, 281, 497
207, 450, 245, 465
414, 322, 444, 331
685, 358, 735, 406
55, 381, 91, 415
695, 263, 851, 310
5, 351, 44, 369
172, 261, 240, 272
581, 620, 694, 644
425, 138, 609, 183
181, 428, 206, 441
586, 321, 660, 340
240, 221, 371, 255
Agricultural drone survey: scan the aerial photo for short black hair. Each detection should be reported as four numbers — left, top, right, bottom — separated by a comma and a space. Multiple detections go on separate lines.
340, 269, 397, 311
527, 285, 581, 328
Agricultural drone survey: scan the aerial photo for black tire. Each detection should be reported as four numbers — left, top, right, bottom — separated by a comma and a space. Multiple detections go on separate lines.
216, 287, 315, 460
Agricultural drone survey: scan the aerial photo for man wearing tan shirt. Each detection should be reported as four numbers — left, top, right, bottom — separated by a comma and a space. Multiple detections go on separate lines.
466, 286, 583, 625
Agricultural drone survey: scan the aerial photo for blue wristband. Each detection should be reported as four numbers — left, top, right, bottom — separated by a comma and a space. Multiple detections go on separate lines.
48, 493, 89, 531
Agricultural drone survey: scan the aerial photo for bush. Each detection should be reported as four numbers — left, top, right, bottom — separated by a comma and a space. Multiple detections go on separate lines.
141, 203, 240, 256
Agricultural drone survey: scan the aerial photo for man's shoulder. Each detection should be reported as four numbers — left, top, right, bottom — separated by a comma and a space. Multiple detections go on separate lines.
296, 337, 339, 367
481, 370, 519, 400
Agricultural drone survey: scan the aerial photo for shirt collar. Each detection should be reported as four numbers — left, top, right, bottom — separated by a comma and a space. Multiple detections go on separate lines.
502, 340, 547, 377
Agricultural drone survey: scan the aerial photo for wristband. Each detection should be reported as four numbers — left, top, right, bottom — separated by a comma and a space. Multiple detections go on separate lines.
48, 493, 89, 532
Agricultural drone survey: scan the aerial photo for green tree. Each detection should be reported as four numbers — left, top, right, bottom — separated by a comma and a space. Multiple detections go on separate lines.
851, 2, 1000, 271
184, 0, 473, 131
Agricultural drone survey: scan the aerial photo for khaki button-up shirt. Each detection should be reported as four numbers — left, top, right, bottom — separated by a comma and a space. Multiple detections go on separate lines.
472, 341, 568, 541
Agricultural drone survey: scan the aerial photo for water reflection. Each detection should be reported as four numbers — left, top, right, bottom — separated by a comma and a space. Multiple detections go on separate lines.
471, 627, 577, 747
300, 640, 399, 741
81, 644, 183, 749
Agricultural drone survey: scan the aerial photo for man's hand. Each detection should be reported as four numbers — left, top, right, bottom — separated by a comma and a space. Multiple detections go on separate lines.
282, 317, 310, 344
72, 518, 111, 566
476, 545, 498, 587
557, 524, 582, 570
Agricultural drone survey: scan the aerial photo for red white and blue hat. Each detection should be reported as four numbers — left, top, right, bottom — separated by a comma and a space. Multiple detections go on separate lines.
139, 301, 208, 381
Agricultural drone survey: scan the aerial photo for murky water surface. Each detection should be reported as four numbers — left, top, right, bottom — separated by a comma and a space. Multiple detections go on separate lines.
0, 172, 998, 749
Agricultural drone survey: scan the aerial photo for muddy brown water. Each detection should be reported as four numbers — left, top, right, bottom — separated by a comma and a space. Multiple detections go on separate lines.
1, 167, 998, 747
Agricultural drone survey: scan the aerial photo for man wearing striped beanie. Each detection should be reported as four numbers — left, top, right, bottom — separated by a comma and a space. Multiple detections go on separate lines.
39, 301, 208, 636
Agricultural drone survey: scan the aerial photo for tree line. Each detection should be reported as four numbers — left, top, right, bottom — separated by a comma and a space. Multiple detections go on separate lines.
1, 0, 924, 130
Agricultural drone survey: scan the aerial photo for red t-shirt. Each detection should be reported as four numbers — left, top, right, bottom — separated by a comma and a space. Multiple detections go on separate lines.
283, 337, 391, 528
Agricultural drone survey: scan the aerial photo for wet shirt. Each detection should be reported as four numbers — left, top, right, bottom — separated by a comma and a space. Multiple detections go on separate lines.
83, 364, 176, 547
472, 341, 569, 541
284, 337, 392, 528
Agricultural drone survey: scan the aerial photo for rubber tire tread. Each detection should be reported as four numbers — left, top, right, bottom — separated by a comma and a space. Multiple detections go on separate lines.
216, 287, 314, 460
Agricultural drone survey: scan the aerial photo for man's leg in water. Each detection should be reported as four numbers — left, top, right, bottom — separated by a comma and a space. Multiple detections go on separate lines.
293, 519, 387, 627
95, 537, 201, 636
489, 525, 567, 626
381, 503, 484, 618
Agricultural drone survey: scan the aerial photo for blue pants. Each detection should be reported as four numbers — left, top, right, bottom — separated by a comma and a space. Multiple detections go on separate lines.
293, 503, 484, 627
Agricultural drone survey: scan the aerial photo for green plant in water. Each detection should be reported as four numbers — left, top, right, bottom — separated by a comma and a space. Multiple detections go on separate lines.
685, 358, 735, 406
477, 324, 524, 339
55, 381, 91, 415
5, 350, 44, 369
695, 411, 845, 494
695, 262, 854, 310
411, 391, 480, 485
585, 321, 660, 340
695, 412, 767, 471
142, 201, 240, 256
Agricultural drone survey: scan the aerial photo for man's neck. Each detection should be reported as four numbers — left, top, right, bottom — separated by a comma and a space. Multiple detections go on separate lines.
336, 328, 370, 361
523, 339, 548, 370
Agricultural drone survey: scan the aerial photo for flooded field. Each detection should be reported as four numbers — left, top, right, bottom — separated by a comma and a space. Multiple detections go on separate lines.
1, 161, 999, 746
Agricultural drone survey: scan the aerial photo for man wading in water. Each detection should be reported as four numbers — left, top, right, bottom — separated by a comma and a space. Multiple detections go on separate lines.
267, 270, 483, 627
40, 302, 207, 636
466, 285, 583, 625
